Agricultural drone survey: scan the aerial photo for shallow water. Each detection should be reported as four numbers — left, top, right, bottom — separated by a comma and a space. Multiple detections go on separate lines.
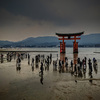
0, 47, 100, 100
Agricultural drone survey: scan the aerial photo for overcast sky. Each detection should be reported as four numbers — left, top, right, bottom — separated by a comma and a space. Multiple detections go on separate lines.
0, 0, 100, 41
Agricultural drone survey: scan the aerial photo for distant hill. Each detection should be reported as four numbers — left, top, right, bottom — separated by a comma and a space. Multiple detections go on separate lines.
11, 36, 59, 47
0, 40, 13, 47
0, 33, 100, 47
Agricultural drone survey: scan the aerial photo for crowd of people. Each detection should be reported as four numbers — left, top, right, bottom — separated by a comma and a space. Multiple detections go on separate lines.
53, 55, 98, 80
0, 52, 98, 84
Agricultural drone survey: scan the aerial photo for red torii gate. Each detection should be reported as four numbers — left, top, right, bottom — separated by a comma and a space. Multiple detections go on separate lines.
56, 32, 84, 53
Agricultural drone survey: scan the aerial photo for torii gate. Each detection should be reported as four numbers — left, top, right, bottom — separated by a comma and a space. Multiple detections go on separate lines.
56, 32, 84, 53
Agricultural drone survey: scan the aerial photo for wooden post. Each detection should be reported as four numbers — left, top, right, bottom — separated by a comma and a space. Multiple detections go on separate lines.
73, 36, 78, 53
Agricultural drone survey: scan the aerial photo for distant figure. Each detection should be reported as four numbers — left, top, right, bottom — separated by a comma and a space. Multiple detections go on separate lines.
77, 58, 80, 64
50, 54, 52, 62
31, 58, 34, 71
28, 54, 30, 65
9, 53, 12, 62
1, 53, 3, 63
88, 58, 92, 73
65, 57, 68, 61
80, 61, 82, 69
50, 54, 52, 60
59, 60, 62, 73
7, 53, 9, 62
93, 57, 95, 63
65, 60, 68, 70
16, 55, 21, 70
31, 58, 34, 66
57, 54, 58, 60
39, 62, 44, 75
71, 60, 73, 68
83, 64, 86, 74
93, 59, 98, 74
53, 60, 57, 71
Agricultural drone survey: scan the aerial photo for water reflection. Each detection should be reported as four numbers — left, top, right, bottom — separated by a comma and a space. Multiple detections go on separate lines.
59, 53, 78, 73
45, 65, 49, 71
60, 53, 65, 62
60, 53, 65, 72
89, 74, 93, 83
39, 62, 44, 85
35, 63, 39, 68
73, 53, 78, 65
93, 63, 98, 74
39, 74, 44, 85
16, 66, 21, 73
73, 53, 78, 72
31, 60, 34, 71
32, 66, 34, 71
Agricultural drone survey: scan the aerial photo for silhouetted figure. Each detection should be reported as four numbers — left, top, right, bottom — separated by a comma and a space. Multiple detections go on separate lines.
7, 53, 9, 62
83, 64, 86, 74
53, 60, 57, 71
39, 62, 44, 75
88, 59, 92, 74
80, 61, 82, 69
50, 54, 52, 62
31, 58, 34, 71
16, 57, 21, 67
62, 60, 64, 72
9, 53, 11, 62
16, 54, 21, 71
93, 59, 98, 74
28, 54, 30, 65
71, 60, 73, 68
65, 60, 68, 71
59, 60, 62, 73
93, 57, 95, 63
31, 58, 34, 66
1, 53, 3, 63
77, 58, 80, 64
65, 57, 68, 62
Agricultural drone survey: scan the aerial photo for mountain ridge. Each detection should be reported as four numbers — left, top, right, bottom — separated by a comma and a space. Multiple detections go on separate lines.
0, 33, 100, 47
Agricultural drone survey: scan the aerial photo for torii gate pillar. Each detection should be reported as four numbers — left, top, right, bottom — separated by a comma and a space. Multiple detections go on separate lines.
73, 36, 78, 53
73, 41, 78, 53
60, 36, 65, 53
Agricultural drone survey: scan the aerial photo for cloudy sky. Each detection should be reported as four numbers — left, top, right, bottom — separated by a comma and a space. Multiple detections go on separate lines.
0, 0, 100, 41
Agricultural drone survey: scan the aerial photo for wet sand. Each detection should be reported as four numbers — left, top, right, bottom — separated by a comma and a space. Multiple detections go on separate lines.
0, 48, 100, 100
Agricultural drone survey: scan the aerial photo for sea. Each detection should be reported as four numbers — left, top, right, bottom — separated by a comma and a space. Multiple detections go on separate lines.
0, 47, 100, 100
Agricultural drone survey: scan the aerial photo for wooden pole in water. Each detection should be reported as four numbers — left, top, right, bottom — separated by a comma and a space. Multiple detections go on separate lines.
73, 36, 78, 53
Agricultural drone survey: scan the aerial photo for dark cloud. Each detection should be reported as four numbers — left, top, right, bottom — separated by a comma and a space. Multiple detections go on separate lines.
0, 0, 100, 25
0, 0, 100, 41
0, 0, 73, 26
